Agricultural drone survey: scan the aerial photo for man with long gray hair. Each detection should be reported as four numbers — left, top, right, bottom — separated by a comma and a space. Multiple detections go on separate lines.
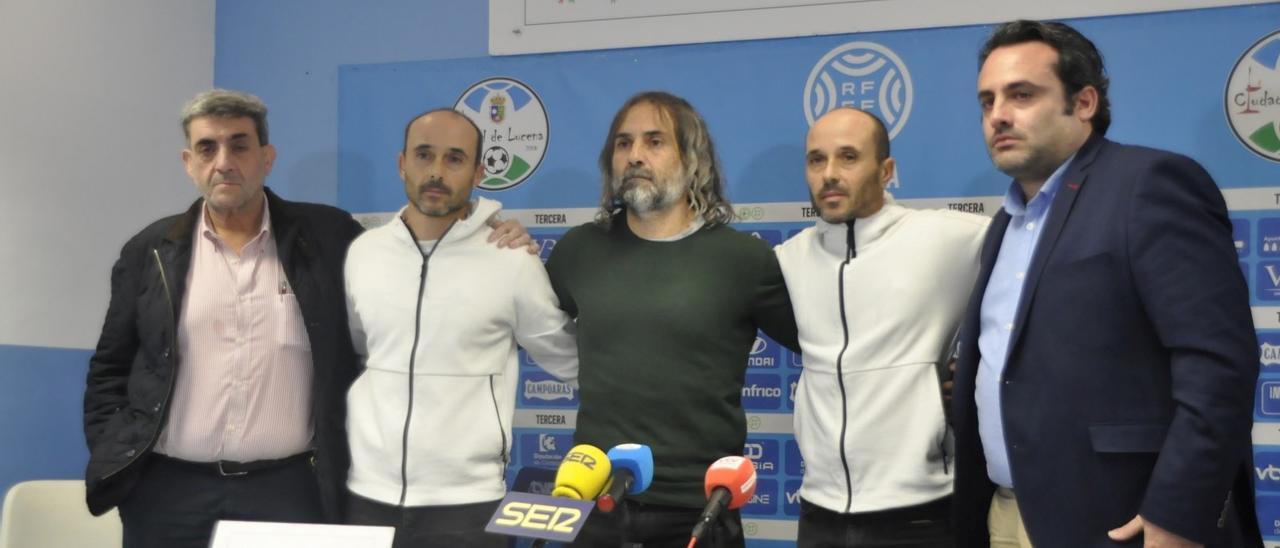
545, 91, 799, 546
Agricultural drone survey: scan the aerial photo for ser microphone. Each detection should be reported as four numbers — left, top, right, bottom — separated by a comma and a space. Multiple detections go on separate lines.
551, 444, 612, 500
596, 444, 654, 513
688, 455, 756, 547
529, 445, 613, 548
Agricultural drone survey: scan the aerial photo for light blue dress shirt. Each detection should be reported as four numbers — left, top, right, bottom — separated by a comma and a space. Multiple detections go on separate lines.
975, 155, 1074, 488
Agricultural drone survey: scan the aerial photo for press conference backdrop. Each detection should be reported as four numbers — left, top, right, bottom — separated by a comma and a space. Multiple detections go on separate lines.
338, 4, 1280, 545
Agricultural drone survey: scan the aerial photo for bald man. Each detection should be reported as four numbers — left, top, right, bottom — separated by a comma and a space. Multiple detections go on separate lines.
775, 108, 987, 547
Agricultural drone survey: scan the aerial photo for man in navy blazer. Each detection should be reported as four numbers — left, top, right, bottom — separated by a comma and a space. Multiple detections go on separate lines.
951, 20, 1261, 547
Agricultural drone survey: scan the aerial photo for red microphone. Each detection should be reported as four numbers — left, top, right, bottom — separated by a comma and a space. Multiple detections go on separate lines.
688, 456, 756, 547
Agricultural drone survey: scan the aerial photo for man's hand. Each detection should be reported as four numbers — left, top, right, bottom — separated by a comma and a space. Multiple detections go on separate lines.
486, 216, 538, 254
1107, 515, 1202, 548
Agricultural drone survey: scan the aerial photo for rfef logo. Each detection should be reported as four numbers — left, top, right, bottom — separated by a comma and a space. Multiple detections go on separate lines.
742, 479, 778, 516
743, 439, 779, 476
1225, 30, 1280, 162
520, 371, 577, 407
742, 374, 784, 410
804, 41, 913, 139
455, 77, 549, 190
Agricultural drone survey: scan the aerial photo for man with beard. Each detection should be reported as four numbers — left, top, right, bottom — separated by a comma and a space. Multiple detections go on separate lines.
341, 109, 579, 547
775, 107, 986, 547
544, 91, 799, 547
951, 20, 1260, 547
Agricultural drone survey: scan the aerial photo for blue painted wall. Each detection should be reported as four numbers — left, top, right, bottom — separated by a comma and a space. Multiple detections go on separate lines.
213, 0, 489, 205
0, 346, 93, 499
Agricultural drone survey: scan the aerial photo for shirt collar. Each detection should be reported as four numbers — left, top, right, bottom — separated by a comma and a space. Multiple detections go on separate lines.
199, 196, 272, 243
1000, 152, 1076, 218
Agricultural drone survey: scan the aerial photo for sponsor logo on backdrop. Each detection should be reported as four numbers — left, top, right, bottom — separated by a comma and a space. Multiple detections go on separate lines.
743, 479, 778, 516
1260, 219, 1280, 257
1260, 381, 1280, 417
1257, 262, 1280, 301
804, 41, 911, 188
532, 234, 559, 262
521, 372, 577, 407
743, 439, 779, 476
784, 480, 803, 516
1261, 335, 1280, 367
742, 374, 784, 410
1233, 219, 1250, 257
748, 335, 780, 369
1256, 452, 1280, 492
455, 77, 549, 190
521, 432, 572, 469
1226, 30, 1280, 162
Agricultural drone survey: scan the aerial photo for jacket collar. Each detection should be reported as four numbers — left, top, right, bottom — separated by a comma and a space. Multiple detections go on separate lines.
163, 187, 294, 245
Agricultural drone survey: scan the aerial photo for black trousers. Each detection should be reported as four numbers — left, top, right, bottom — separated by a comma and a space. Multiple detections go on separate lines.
797, 496, 953, 548
346, 492, 506, 548
118, 453, 324, 548
569, 500, 744, 548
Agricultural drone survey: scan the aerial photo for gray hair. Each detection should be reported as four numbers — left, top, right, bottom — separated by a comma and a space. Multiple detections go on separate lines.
595, 91, 734, 227
181, 89, 269, 145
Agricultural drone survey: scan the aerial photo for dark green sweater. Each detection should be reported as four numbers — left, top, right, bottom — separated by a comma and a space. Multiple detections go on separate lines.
545, 216, 798, 508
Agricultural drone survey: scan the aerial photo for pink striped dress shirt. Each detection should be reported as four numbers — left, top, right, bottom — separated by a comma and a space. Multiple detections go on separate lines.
154, 203, 314, 462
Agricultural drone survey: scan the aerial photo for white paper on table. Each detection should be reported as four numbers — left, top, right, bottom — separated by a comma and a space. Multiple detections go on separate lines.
209, 520, 394, 548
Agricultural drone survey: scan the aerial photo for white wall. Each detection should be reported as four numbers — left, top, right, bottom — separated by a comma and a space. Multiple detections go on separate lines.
0, 0, 215, 349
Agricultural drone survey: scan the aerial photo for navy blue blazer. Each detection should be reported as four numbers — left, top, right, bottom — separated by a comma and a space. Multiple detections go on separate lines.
952, 135, 1261, 547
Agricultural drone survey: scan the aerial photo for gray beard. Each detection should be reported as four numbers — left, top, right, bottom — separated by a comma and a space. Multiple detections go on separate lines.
614, 176, 684, 215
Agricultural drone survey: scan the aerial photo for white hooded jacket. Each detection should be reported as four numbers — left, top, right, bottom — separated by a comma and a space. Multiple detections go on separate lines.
344, 197, 578, 506
776, 195, 987, 514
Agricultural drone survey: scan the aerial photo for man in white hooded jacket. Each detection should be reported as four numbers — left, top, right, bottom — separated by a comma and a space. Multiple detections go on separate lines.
776, 108, 987, 547
342, 109, 578, 547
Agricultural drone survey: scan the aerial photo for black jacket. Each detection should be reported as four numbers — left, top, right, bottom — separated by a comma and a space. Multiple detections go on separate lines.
83, 188, 363, 520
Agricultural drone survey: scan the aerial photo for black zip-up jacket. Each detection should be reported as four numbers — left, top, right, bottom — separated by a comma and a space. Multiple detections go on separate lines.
82, 188, 363, 519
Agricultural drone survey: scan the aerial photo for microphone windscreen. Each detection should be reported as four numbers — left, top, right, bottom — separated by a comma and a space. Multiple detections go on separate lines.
605, 443, 654, 494
551, 444, 612, 500
703, 455, 757, 509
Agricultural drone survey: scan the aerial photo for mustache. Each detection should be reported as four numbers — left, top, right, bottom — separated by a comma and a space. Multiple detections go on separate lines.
416, 179, 451, 196
620, 167, 654, 182
819, 180, 846, 194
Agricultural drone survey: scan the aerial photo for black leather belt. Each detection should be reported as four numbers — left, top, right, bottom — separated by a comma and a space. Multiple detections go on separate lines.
154, 451, 313, 477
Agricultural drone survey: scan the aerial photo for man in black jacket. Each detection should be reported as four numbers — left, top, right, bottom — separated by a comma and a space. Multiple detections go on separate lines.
83, 89, 364, 548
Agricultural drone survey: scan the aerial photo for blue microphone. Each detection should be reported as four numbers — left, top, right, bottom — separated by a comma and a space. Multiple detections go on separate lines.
596, 444, 654, 513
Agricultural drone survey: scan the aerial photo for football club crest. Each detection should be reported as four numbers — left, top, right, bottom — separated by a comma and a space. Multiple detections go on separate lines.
1227, 29, 1280, 162
490, 95, 506, 123
456, 77, 549, 190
